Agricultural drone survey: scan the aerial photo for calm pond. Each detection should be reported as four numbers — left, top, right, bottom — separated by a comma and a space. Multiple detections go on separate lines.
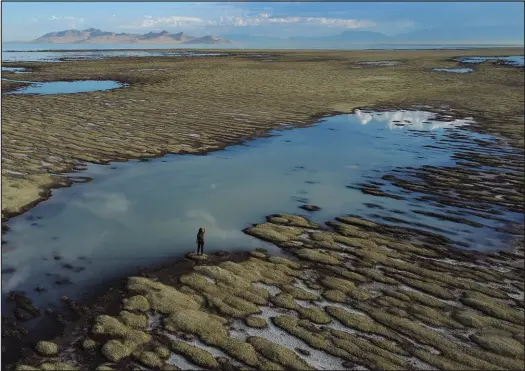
3, 80, 127, 94
2, 110, 522, 313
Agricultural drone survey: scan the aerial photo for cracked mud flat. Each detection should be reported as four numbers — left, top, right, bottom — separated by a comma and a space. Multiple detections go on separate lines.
12, 213, 524, 370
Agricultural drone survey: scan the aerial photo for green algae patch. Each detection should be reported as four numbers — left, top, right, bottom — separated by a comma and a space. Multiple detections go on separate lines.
297, 307, 332, 324
331, 333, 406, 370
246, 316, 268, 328
155, 346, 172, 359
127, 277, 200, 314
294, 248, 341, 265
326, 266, 368, 283
16, 366, 40, 371
367, 309, 503, 370
35, 341, 58, 356
170, 341, 219, 369
406, 304, 463, 328
268, 256, 302, 269
321, 276, 371, 301
244, 223, 305, 244
336, 216, 378, 228
321, 276, 355, 293
271, 316, 331, 351
399, 288, 452, 309
471, 333, 524, 359
123, 295, 150, 312
280, 284, 319, 300
354, 268, 398, 285
124, 295, 149, 312
327, 222, 371, 239
268, 214, 320, 229
164, 309, 228, 342
460, 292, 524, 325
389, 274, 456, 300
451, 309, 524, 334
206, 293, 262, 317
322, 289, 347, 302
101, 340, 133, 362
119, 310, 148, 329
325, 306, 399, 341
247, 336, 314, 370
82, 338, 98, 350
92, 315, 151, 359
409, 348, 470, 370
251, 251, 267, 259
133, 351, 164, 369
180, 273, 263, 317
165, 309, 258, 365
271, 293, 299, 310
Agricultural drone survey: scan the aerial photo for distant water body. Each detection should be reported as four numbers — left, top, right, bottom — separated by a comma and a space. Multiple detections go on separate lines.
3, 42, 522, 52
3, 43, 521, 63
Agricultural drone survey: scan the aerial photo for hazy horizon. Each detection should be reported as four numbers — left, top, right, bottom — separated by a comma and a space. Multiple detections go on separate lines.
2, 2, 524, 44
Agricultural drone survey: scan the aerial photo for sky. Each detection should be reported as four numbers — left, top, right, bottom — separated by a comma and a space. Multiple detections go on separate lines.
2, 2, 524, 41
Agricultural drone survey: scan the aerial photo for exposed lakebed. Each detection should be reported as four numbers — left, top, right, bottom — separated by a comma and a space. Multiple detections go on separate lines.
2, 79, 127, 95
2, 109, 523, 320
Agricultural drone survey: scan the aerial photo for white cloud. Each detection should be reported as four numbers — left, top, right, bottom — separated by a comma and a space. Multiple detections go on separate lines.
121, 13, 375, 30
46, 15, 86, 29
121, 15, 204, 29
207, 14, 375, 28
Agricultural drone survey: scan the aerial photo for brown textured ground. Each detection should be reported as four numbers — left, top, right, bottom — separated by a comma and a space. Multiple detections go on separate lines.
1, 48, 524, 221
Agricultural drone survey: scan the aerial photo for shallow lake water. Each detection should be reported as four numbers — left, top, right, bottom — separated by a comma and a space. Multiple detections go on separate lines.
4, 80, 127, 95
456, 55, 524, 67
2, 110, 523, 313
1, 50, 229, 62
432, 68, 473, 73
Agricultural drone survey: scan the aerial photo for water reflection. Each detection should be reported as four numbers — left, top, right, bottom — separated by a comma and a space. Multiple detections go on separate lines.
2, 110, 521, 312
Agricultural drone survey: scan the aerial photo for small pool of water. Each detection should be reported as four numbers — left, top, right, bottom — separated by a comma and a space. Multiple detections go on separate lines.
432, 68, 473, 73
2, 50, 228, 62
357, 60, 401, 67
4, 80, 127, 95
2, 67, 28, 73
2, 110, 522, 313
456, 55, 524, 67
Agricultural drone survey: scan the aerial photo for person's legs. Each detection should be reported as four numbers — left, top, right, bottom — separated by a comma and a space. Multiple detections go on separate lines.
197, 241, 203, 255
200, 241, 205, 255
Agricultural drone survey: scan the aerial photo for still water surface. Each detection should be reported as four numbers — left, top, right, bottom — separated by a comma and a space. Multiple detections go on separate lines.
4, 80, 126, 95
2, 110, 522, 312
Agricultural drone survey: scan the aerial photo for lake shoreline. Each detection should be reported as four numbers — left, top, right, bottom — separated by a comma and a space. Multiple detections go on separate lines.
6, 212, 524, 370
2, 248, 255, 368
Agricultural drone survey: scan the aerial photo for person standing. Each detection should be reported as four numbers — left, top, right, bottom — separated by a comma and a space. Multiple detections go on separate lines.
196, 227, 206, 255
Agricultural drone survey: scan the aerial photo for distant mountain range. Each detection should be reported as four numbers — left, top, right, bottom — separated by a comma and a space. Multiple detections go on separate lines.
6, 25, 524, 45
224, 25, 525, 45
26, 28, 233, 44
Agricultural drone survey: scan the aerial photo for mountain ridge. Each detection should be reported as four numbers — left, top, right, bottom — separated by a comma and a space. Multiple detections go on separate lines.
32, 28, 233, 44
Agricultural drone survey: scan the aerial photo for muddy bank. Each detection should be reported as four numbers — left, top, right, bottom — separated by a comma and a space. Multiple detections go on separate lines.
8, 213, 524, 370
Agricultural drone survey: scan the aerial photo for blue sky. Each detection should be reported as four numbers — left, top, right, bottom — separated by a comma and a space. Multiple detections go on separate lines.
2, 2, 524, 41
